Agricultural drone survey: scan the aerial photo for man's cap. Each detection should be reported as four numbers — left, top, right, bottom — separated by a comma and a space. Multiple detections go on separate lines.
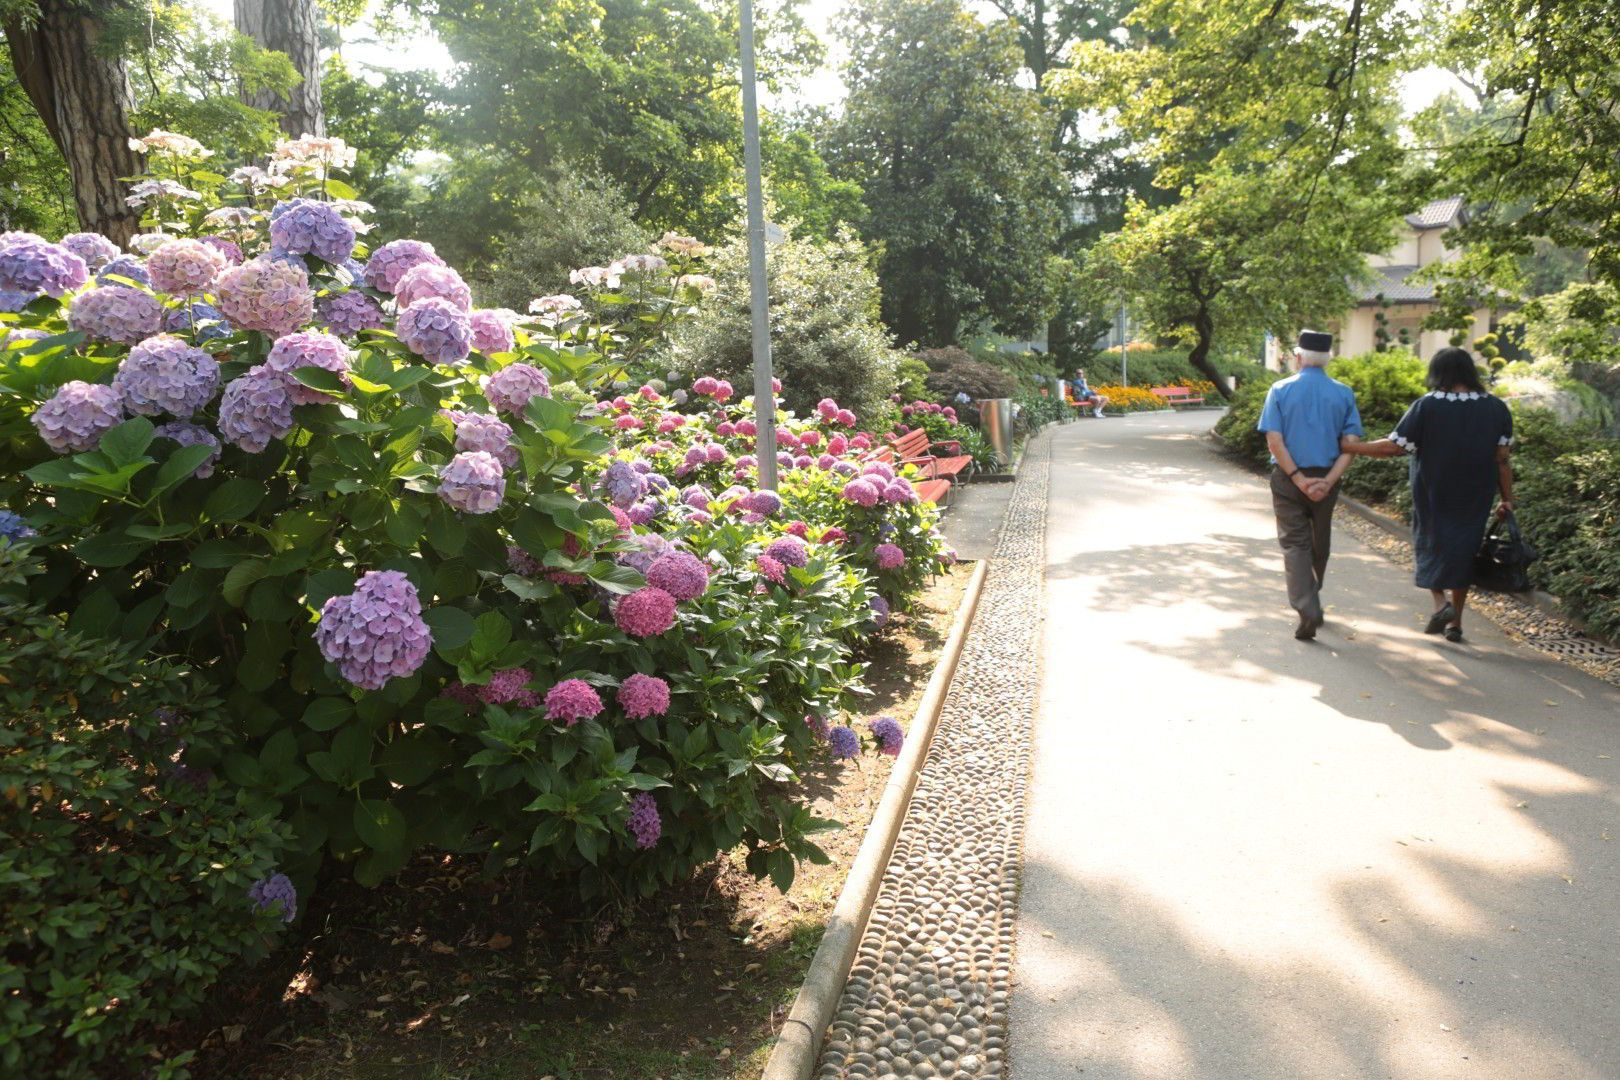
1297, 330, 1333, 352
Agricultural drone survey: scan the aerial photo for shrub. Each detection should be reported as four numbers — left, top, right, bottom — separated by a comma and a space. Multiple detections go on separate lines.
919, 347, 1018, 423
1015, 387, 1070, 432
1325, 350, 1428, 503
0, 547, 290, 1080
1212, 368, 1283, 462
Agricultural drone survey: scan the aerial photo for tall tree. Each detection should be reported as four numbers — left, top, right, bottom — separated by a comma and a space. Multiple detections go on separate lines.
233, 0, 323, 136
2, 0, 142, 243
827, 0, 1064, 347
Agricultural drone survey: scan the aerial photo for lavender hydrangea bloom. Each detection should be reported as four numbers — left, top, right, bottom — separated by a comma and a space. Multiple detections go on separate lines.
646, 551, 708, 601
396, 297, 472, 365
68, 285, 162, 344
680, 484, 712, 510
438, 450, 506, 513
30, 380, 124, 453
829, 725, 861, 759
469, 308, 517, 354
601, 460, 647, 509
146, 239, 227, 295
153, 420, 222, 478
218, 364, 296, 452
485, 363, 550, 415
1, 288, 35, 312
617, 532, 680, 575
112, 335, 219, 417
394, 262, 472, 311
265, 330, 352, 405
452, 412, 518, 468
832, 460, 859, 477
94, 254, 152, 288
627, 792, 662, 848
199, 235, 243, 265
764, 535, 809, 568
248, 872, 298, 922
215, 257, 315, 337
627, 502, 657, 526
868, 594, 890, 629
874, 543, 905, 569
363, 238, 445, 293
883, 479, 918, 504
0, 233, 88, 297
315, 570, 433, 690
0, 509, 36, 542
618, 673, 672, 719
269, 199, 356, 264
869, 715, 904, 756
58, 231, 120, 270
314, 289, 387, 336
746, 489, 783, 516
165, 301, 231, 344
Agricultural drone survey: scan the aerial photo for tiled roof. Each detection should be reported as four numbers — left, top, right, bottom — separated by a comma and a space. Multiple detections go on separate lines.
1405, 195, 1465, 230
1354, 265, 1437, 304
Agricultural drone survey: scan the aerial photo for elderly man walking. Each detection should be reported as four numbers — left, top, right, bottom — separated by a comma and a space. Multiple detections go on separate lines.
1256, 331, 1362, 640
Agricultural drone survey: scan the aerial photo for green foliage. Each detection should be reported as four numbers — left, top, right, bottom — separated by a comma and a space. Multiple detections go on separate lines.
1014, 388, 1070, 434
0, 549, 289, 1080
0, 62, 74, 237
665, 231, 901, 421
1211, 367, 1282, 463
917, 347, 1018, 424
1324, 350, 1428, 503
1505, 281, 1620, 369
1085, 348, 1253, 390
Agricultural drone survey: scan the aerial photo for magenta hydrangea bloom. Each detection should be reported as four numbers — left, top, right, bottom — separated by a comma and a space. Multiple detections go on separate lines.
764, 535, 808, 569
469, 308, 517, 354
438, 450, 506, 513
30, 380, 125, 453
627, 792, 662, 849
269, 199, 356, 264
827, 433, 848, 455
614, 587, 678, 637
452, 412, 518, 468
829, 725, 860, 759
314, 570, 433, 690
545, 678, 604, 725
863, 461, 896, 483
693, 376, 719, 396
0, 233, 88, 297
112, 334, 219, 417
799, 429, 822, 448
68, 284, 163, 345
58, 231, 120, 270
646, 551, 708, 601
215, 256, 315, 337
816, 397, 839, 421
842, 478, 880, 507
618, 673, 672, 719
394, 262, 472, 311
680, 484, 712, 510
397, 297, 472, 365
218, 363, 297, 453
816, 453, 837, 470
836, 408, 857, 426
265, 330, 352, 405
870, 715, 904, 756
821, 526, 847, 545
153, 420, 221, 478
883, 479, 918, 504
481, 667, 539, 707
146, 239, 227, 296
745, 489, 782, 515
364, 239, 445, 293
756, 553, 786, 584
874, 543, 905, 569
314, 289, 387, 336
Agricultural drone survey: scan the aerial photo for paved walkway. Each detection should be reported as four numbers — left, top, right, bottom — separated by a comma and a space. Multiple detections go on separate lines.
1013, 411, 1620, 1079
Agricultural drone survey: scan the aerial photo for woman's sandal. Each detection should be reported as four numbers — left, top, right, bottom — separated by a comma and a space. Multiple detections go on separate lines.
1425, 604, 1456, 635
1444, 626, 1464, 643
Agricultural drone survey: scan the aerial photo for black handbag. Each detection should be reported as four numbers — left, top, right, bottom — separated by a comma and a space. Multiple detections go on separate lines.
1473, 510, 1539, 593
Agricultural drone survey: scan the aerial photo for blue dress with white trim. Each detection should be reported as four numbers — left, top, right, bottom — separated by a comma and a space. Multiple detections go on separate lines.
1390, 391, 1513, 590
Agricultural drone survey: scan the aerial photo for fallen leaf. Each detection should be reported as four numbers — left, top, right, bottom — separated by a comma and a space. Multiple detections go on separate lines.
1515, 801, 1530, 809
428, 941, 455, 955
222, 1025, 245, 1045
485, 932, 513, 950
617, 987, 638, 1000
1544, 700, 1559, 707
1440, 1025, 1454, 1032
1041, 931, 1054, 938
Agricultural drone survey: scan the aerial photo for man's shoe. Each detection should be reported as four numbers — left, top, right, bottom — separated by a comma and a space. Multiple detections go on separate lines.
1295, 612, 1324, 640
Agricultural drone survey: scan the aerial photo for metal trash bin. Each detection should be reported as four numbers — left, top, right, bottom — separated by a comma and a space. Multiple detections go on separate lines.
979, 397, 1013, 469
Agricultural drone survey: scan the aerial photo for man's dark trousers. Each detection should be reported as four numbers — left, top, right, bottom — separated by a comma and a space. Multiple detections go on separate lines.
1270, 466, 1340, 623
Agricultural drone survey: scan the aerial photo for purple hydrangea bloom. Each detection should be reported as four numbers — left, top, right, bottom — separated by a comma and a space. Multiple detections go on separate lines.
705, 443, 728, 464
485, 363, 551, 415
394, 262, 472, 311
746, 489, 782, 516
58, 231, 120, 270
736, 455, 758, 470
645, 472, 670, 491
153, 420, 221, 478
680, 484, 712, 510
452, 412, 518, 468
0, 325, 47, 343
314, 289, 387, 336
816, 453, 837, 470
438, 450, 506, 513
776, 451, 793, 469
794, 454, 813, 469
875, 543, 905, 569
618, 673, 672, 719
0, 233, 88, 297
215, 257, 315, 337
218, 364, 296, 452
868, 594, 890, 628
870, 715, 904, 756
764, 535, 808, 568
507, 544, 543, 576
265, 330, 352, 405
396, 297, 472, 365
842, 478, 880, 507
601, 459, 647, 509
829, 725, 861, 759
199, 235, 243, 265
94, 254, 152, 288
832, 460, 859, 477
545, 678, 604, 725
314, 570, 433, 690
31, 380, 124, 453
146, 239, 227, 295
68, 285, 162, 344
469, 307, 517, 354
165, 300, 231, 344
627, 792, 662, 848
363, 238, 445, 293
481, 667, 539, 707
883, 479, 918, 504
617, 532, 680, 576
269, 199, 356, 264
646, 551, 708, 601
112, 334, 219, 417
615, 587, 678, 637
248, 872, 298, 923
863, 461, 896, 483
0, 509, 35, 542
1, 288, 36, 313
627, 502, 657, 526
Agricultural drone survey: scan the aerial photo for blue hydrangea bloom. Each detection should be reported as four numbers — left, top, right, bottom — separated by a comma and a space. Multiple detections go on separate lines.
248, 872, 298, 922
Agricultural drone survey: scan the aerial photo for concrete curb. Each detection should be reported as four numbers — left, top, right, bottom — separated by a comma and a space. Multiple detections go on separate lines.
760, 558, 992, 1080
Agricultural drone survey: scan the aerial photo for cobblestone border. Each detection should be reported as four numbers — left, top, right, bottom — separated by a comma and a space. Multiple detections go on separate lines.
810, 432, 1052, 1079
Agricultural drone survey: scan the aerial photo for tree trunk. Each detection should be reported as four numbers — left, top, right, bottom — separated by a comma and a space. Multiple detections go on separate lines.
234, 0, 324, 138
4, 1, 142, 245
1187, 306, 1234, 399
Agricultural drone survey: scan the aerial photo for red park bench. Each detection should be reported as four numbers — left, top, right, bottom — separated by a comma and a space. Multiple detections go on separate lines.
1150, 386, 1206, 407
867, 427, 975, 507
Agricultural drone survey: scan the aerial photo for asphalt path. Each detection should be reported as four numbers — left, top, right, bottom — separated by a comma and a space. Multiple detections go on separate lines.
1010, 410, 1620, 1079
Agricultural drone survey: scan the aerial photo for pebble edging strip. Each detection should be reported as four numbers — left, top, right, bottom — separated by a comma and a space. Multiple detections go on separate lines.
813, 432, 1051, 1079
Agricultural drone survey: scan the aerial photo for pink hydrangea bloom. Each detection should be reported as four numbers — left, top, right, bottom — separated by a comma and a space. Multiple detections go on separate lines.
713, 380, 733, 401
614, 587, 678, 637
469, 308, 518, 354
68, 285, 162, 345
265, 330, 352, 405
146, 239, 227, 296
827, 434, 848, 455
485, 363, 551, 414
756, 553, 785, 583
693, 376, 719, 396
215, 256, 314, 337
545, 678, 604, 725
764, 535, 808, 568
646, 551, 708, 602
627, 792, 661, 848
481, 667, 539, 707
820, 527, 847, 544
875, 543, 905, 569
837, 409, 857, 426
816, 398, 839, 421
784, 520, 809, 538
438, 450, 506, 513
842, 479, 880, 507
618, 673, 671, 719
364, 238, 445, 293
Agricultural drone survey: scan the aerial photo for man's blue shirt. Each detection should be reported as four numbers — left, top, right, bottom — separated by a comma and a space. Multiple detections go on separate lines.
1256, 366, 1363, 468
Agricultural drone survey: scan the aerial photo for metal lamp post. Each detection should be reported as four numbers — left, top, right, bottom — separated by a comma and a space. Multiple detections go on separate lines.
739, 0, 777, 489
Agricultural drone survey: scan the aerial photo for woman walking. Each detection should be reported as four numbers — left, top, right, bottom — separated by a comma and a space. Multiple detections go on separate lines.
1342, 347, 1515, 641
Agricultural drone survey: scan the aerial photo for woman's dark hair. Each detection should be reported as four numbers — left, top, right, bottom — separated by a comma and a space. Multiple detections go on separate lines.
1426, 346, 1486, 393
